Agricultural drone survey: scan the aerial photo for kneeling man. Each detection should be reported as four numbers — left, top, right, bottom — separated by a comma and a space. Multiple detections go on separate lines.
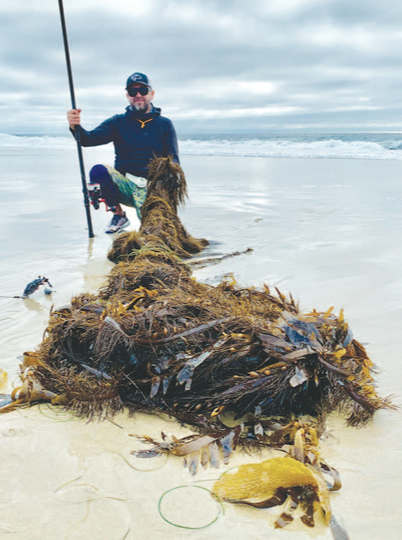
67, 72, 179, 233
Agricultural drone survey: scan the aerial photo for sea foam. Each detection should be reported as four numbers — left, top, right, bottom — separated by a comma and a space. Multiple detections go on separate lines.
1, 132, 402, 160
0, 133, 75, 149
179, 137, 402, 160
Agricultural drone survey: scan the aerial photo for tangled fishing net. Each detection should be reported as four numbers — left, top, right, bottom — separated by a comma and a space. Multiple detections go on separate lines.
2, 156, 394, 531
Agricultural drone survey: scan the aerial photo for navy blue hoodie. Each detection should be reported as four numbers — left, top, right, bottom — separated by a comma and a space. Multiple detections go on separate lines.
71, 105, 179, 178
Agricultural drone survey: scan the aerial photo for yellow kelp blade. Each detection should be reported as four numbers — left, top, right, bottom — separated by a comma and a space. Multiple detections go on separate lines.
213, 456, 315, 501
212, 456, 331, 525
0, 368, 8, 392
307, 463, 331, 523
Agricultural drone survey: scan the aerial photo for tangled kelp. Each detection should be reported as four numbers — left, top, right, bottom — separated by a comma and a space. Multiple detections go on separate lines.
23, 272, 390, 428
1, 156, 394, 532
108, 157, 208, 262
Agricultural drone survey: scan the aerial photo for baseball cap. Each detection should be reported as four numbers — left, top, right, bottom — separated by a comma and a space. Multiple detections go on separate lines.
125, 72, 152, 89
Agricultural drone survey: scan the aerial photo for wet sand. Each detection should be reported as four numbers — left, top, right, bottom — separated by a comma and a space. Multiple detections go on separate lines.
0, 149, 401, 539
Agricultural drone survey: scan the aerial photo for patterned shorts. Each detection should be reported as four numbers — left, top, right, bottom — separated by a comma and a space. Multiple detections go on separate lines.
104, 165, 147, 220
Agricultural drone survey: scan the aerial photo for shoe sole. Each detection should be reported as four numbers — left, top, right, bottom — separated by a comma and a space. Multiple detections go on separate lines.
105, 220, 131, 234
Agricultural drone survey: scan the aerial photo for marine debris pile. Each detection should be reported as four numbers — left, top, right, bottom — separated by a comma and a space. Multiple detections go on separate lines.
2, 157, 393, 531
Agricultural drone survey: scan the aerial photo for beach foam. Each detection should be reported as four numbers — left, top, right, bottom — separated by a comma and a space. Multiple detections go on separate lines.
2, 132, 402, 160
180, 137, 402, 160
0, 133, 75, 149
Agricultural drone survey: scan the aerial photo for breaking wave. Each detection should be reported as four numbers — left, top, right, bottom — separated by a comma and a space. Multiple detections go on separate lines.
179, 137, 402, 160
1, 132, 402, 160
0, 133, 75, 149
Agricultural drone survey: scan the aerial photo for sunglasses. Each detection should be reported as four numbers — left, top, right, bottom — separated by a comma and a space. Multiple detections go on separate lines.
127, 86, 150, 97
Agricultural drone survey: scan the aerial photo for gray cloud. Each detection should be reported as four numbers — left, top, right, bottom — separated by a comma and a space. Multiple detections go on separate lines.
2, 0, 402, 134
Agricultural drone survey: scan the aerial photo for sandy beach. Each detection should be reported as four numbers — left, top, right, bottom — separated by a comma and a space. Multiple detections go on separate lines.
0, 148, 401, 539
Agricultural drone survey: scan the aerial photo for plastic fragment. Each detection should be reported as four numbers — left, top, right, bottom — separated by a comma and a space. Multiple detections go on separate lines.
289, 367, 309, 387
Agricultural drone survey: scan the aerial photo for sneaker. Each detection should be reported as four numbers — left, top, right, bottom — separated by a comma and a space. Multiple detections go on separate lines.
105, 212, 130, 234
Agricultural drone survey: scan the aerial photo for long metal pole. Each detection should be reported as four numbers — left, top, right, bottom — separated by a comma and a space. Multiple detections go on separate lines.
58, 0, 94, 238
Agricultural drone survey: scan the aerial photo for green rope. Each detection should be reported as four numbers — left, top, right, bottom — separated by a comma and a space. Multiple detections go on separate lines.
54, 474, 84, 492
74, 496, 129, 504
217, 466, 239, 480
15, 407, 31, 419
158, 485, 224, 530
100, 451, 169, 472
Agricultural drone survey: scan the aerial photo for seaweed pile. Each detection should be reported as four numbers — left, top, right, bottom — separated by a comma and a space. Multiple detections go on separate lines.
2, 156, 393, 531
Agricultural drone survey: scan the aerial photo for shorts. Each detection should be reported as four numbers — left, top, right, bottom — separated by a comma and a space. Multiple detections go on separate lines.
90, 165, 147, 219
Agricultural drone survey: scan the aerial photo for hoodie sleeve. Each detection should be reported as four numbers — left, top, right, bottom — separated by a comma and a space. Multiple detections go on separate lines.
163, 120, 180, 164
69, 117, 116, 147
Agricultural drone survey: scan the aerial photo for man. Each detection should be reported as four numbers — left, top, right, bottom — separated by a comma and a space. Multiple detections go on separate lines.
67, 72, 179, 233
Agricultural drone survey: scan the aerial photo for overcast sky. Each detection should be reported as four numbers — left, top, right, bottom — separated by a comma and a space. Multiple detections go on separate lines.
2, 0, 402, 135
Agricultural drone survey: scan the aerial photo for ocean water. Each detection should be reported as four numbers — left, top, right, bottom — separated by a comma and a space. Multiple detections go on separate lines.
2, 131, 402, 159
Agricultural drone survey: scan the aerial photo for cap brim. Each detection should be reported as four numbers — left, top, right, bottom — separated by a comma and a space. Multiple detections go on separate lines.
126, 83, 151, 89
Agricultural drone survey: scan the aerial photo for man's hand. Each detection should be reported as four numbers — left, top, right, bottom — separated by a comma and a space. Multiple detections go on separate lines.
67, 108, 81, 129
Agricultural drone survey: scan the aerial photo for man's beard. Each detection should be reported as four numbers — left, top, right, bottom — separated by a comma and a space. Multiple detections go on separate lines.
133, 101, 150, 113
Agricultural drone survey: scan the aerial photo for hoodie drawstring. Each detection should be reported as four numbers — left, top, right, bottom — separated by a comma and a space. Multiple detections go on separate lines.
135, 118, 154, 129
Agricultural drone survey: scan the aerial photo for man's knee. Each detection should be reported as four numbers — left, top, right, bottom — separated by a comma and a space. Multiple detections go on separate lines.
89, 164, 110, 184
89, 164, 119, 207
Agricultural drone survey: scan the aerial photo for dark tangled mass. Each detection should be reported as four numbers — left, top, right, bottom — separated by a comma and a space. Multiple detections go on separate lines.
2, 156, 394, 530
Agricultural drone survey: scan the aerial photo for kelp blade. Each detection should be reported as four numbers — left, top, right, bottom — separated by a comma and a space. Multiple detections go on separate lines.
213, 456, 317, 501
212, 456, 331, 525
